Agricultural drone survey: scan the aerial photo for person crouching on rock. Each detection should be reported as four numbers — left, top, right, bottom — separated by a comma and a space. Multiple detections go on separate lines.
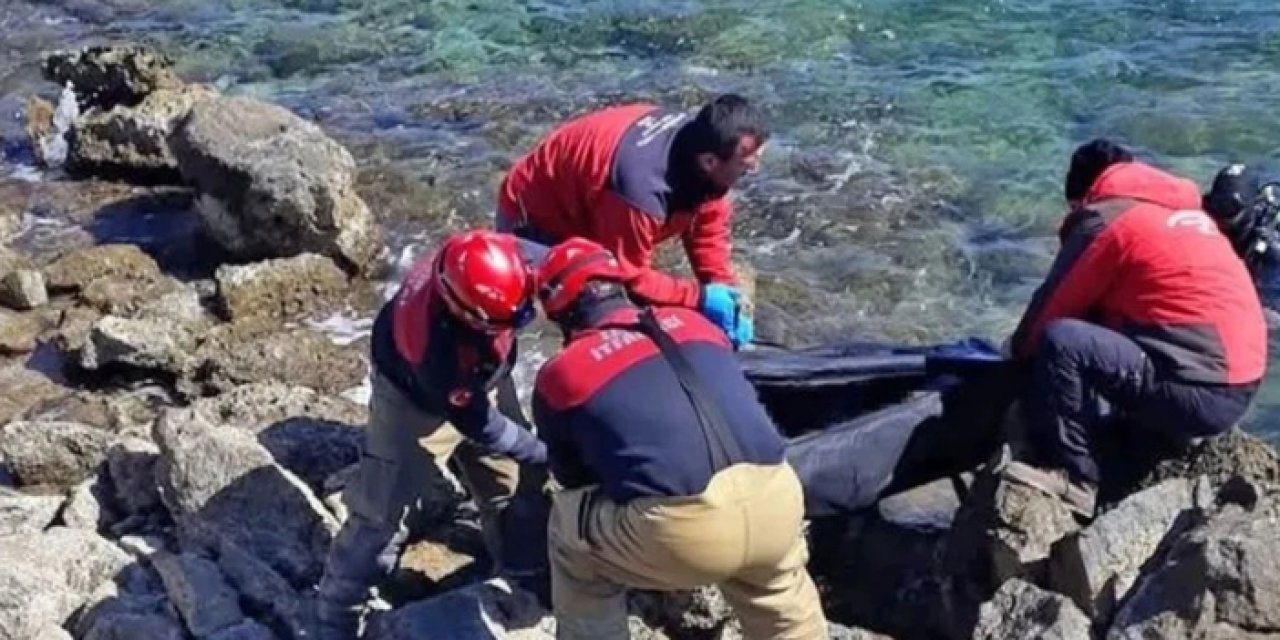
530, 238, 828, 640
314, 230, 550, 639
999, 139, 1268, 518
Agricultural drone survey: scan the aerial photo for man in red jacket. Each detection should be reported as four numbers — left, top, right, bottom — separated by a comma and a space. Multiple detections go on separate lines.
1002, 139, 1267, 516
496, 94, 766, 348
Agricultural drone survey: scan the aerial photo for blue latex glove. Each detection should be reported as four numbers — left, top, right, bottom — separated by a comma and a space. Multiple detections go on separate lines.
699, 283, 741, 337
731, 313, 754, 350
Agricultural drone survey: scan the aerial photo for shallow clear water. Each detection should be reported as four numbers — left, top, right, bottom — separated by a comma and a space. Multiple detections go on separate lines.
2, 0, 1280, 441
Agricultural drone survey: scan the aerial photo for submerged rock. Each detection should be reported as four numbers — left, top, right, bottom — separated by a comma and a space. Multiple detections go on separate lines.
153, 406, 339, 587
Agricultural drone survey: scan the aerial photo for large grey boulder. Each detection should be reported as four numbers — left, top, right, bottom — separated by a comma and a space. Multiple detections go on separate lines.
972, 579, 1091, 640
1107, 485, 1280, 640
153, 406, 339, 587
1049, 477, 1204, 620
0, 527, 131, 639
0, 421, 115, 489
171, 96, 382, 274
186, 381, 366, 491
151, 552, 247, 638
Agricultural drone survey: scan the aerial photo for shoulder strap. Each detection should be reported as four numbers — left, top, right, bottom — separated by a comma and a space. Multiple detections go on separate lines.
625, 308, 745, 471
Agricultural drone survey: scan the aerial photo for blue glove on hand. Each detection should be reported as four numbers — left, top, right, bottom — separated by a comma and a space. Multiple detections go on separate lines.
700, 283, 741, 337
731, 314, 754, 350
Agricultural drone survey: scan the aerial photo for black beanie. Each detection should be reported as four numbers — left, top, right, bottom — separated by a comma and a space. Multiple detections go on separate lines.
1063, 139, 1134, 202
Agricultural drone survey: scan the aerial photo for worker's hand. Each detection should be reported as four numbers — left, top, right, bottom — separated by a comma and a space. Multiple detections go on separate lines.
731, 313, 754, 350
700, 283, 741, 338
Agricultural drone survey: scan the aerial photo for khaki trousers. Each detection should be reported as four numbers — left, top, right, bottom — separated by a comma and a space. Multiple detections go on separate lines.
315, 372, 522, 638
549, 462, 828, 640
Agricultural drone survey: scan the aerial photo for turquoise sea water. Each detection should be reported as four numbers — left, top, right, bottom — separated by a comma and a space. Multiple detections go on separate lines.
2, 0, 1280, 441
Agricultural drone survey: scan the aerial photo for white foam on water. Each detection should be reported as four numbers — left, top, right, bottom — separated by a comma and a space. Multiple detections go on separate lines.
305, 311, 374, 346
9, 164, 42, 182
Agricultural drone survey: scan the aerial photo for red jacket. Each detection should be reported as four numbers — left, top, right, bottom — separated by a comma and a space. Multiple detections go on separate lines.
1012, 162, 1267, 385
498, 104, 736, 308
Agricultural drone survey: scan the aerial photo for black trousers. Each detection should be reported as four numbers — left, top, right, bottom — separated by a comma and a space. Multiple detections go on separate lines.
1024, 319, 1258, 484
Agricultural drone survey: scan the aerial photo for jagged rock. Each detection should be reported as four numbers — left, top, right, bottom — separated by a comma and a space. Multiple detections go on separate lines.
365, 579, 551, 640
74, 569, 178, 639
389, 522, 487, 602
186, 381, 366, 491
1049, 477, 1203, 620
79, 274, 184, 318
172, 96, 382, 274
154, 406, 339, 587
0, 527, 131, 639
185, 319, 367, 399
1107, 489, 1280, 639
43, 245, 162, 294
132, 284, 213, 328
79, 315, 195, 375
46, 305, 102, 354
1135, 428, 1280, 491
68, 84, 216, 182
215, 539, 307, 640
0, 310, 48, 355
0, 270, 49, 310
213, 253, 349, 322
632, 586, 735, 639
808, 511, 948, 638
60, 475, 119, 532
0, 490, 63, 534
208, 620, 276, 640
947, 471, 1080, 589
972, 579, 1091, 640
83, 613, 185, 640
42, 45, 180, 110
152, 552, 246, 638
938, 471, 1081, 638
0, 364, 71, 426
105, 437, 161, 515
0, 249, 33, 282
19, 391, 115, 431
0, 421, 114, 489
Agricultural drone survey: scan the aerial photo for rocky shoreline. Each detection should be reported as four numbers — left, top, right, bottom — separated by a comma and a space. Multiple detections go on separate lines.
0, 44, 1277, 640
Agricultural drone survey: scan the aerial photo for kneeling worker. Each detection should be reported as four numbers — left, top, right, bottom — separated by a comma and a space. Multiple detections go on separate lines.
315, 230, 549, 639
530, 238, 828, 640
1002, 139, 1267, 517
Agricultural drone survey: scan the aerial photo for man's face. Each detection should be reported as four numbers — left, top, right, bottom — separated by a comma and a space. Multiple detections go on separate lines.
698, 135, 764, 193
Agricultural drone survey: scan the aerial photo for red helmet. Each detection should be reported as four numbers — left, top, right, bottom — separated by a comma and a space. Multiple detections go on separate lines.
536, 238, 627, 317
435, 230, 536, 333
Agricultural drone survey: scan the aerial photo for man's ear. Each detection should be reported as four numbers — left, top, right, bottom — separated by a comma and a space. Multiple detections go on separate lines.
696, 152, 719, 174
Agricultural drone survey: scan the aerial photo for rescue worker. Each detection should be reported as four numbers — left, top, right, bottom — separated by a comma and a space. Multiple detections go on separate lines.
497, 94, 767, 348
1000, 139, 1267, 516
315, 230, 549, 639
530, 238, 828, 640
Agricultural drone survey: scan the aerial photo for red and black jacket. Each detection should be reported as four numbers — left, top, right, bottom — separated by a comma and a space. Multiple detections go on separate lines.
1012, 162, 1267, 385
369, 252, 546, 464
532, 306, 784, 503
498, 104, 737, 309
